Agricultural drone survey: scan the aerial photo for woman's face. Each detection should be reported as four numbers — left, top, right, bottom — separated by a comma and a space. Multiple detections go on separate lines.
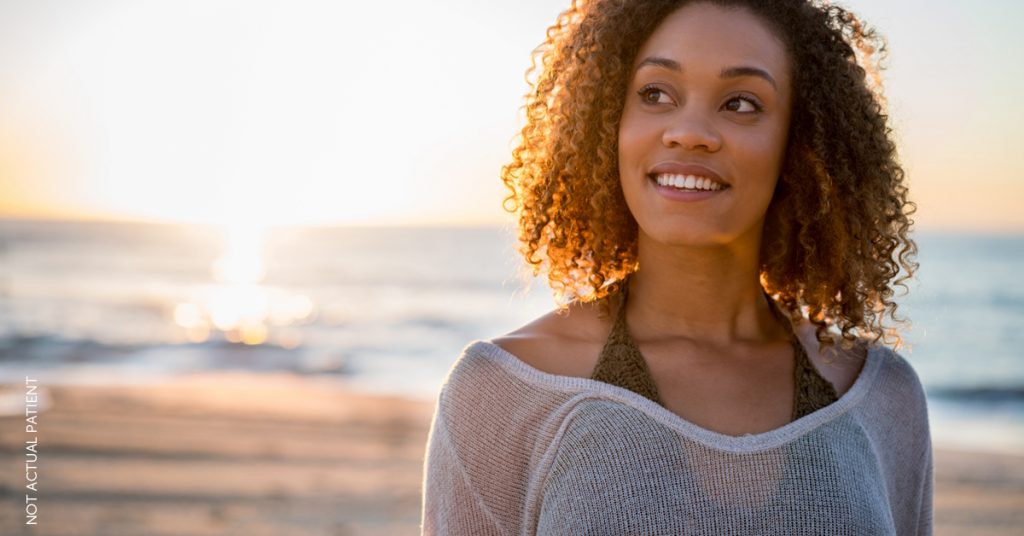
618, 2, 793, 248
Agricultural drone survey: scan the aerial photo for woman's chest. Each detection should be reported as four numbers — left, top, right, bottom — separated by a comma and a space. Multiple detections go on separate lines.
534, 414, 896, 536
643, 342, 798, 435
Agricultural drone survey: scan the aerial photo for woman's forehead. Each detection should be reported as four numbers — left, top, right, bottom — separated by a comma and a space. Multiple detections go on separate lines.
634, 3, 791, 86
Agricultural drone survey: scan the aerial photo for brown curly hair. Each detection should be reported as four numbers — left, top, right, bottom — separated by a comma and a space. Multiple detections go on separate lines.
500, 0, 918, 352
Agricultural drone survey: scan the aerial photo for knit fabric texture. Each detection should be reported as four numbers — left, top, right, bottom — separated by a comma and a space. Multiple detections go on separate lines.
420, 339, 933, 535
590, 278, 840, 421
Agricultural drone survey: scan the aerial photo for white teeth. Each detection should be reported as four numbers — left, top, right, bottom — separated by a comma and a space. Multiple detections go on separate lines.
654, 173, 724, 191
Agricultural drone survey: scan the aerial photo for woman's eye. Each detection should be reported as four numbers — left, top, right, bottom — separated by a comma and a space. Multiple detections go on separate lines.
724, 96, 761, 113
638, 86, 673, 105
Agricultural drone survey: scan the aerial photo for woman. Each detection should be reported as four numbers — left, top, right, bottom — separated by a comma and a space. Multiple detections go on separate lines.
422, 0, 930, 534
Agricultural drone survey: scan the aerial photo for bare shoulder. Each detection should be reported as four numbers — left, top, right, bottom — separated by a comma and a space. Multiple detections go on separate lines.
794, 320, 869, 397
489, 299, 613, 379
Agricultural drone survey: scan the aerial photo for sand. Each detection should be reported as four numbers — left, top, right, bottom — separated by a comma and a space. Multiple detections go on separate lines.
0, 372, 1021, 536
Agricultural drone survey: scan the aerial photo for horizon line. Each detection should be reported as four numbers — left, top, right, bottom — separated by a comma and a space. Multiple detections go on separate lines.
1, 214, 1022, 236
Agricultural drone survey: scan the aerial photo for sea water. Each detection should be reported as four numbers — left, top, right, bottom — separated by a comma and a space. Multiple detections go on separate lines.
0, 219, 1020, 454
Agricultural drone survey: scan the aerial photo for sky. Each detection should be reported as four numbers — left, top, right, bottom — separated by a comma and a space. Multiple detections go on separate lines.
0, 0, 1021, 231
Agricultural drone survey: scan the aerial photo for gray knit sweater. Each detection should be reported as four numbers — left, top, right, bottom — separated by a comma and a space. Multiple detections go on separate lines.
421, 340, 933, 535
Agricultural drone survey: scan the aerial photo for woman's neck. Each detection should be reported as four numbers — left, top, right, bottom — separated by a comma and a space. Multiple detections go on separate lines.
626, 230, 788, 347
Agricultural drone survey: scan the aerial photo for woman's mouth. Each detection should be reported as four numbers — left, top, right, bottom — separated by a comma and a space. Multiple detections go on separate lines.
651, 173, 728, 191
648, 173, 730, 201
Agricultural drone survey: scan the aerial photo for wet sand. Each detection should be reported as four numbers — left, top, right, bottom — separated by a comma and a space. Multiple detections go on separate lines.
0, 373, 1021, 535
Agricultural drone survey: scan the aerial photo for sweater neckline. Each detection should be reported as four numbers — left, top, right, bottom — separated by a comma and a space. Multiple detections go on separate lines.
471, 338, 885, 452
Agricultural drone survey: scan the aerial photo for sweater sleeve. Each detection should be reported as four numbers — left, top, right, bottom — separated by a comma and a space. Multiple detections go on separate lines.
917, 436, 935, 535
865, 347, 935, 535
420, 389, 504, 536
906, 354, 935, 536
420, 342, 580, 535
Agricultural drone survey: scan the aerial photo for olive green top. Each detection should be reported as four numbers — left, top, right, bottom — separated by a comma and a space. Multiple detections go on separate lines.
590, 275, 840, 421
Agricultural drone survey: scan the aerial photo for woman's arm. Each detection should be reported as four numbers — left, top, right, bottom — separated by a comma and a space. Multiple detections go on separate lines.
915, 436, 934, 535
420, 394, 505, 536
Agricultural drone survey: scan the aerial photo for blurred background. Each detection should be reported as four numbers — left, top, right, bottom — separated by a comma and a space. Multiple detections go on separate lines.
0, 0, 1021, 534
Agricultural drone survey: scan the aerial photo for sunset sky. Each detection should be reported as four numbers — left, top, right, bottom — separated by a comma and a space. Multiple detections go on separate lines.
0, 0, 1020, 231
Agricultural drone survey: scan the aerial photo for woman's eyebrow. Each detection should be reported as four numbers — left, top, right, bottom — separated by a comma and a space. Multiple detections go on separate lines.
635, 56, 779, 91
721, 66, 778, 91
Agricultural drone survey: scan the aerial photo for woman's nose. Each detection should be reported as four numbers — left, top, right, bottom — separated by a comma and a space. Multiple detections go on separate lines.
661, 111, 722, 152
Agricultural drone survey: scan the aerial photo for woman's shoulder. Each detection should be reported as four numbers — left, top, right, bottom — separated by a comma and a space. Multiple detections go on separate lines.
827, 333, 929, 438
863, 341, 928, 404
488, 299, 613, 380
791, 320, 870, 398
792, 319, 927, 407
438, 301, 611, 415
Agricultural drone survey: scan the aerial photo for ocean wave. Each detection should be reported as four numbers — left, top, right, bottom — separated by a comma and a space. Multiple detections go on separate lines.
929, 385, 1024, 404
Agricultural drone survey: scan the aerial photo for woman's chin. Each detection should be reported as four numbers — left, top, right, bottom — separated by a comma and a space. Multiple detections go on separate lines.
639, 226, 737, 249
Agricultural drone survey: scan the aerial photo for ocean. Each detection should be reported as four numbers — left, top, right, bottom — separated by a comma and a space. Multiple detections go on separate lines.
0, 219, 1021, 454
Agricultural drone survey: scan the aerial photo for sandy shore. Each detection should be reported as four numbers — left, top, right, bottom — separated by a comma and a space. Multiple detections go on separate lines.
0, 373, 1021, 536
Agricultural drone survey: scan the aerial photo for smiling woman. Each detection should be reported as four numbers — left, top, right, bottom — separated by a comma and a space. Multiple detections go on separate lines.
617, 4, 793, 251
421, 1, 929, 535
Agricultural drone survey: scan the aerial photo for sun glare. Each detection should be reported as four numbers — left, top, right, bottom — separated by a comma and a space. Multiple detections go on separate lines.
212, 224, 267, 285
172, 223, 316, 347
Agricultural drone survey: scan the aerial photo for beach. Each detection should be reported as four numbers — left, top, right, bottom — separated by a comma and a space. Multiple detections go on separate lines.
0, 374, 433, 536
0, 374, 1021, 536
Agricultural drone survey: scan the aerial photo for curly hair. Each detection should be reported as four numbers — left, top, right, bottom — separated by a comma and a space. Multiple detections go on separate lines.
500, 0, 918, 352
